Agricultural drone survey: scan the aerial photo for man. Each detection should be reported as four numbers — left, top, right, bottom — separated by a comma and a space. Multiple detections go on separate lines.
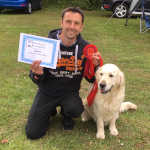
25, 7, 101, 140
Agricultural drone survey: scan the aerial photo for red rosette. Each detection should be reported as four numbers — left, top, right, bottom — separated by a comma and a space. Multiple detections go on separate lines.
83, 44, 103, 79
83, 44, 98, 58
83, 44, 103, 106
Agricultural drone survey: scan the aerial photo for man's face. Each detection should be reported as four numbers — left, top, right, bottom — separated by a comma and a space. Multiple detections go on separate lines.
61, 11, 83, 40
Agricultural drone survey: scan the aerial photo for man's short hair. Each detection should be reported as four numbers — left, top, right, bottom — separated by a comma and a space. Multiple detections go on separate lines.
61, 7, 84, 23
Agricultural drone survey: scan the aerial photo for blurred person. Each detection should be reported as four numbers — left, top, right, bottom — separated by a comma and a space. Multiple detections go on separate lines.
145, 15, 150, 29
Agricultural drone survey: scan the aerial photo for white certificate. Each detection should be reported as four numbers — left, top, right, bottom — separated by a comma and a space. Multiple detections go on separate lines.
18, 33, 60, 69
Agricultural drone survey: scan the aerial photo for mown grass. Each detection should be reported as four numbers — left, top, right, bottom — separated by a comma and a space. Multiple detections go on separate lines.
0, 3, 150, 150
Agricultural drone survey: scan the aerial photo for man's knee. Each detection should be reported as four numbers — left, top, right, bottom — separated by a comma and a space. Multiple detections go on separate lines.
25, 117, 49, 140
63, 100, 84, 117
72, 103, 84, 117
25, 123, 48, 140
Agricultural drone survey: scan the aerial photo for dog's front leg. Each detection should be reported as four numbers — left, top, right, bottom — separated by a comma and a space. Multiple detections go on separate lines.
109, 116, 118, 136
96, 118, 105, 139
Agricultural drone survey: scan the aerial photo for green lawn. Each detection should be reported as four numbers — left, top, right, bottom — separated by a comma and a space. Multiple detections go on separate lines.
0, 4, 150, 150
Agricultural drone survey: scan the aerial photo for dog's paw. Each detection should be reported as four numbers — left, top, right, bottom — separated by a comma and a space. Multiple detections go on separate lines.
131, 104, 137, 110
81, 117, 87, 122
81, 114, 88, 122
110, 128, 118, 136
81, 111, 90, 122
120, 102, 137, 113
96, 132, 105, 139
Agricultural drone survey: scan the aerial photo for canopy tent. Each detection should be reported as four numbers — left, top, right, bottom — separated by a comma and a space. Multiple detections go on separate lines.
125, 0, 150, 32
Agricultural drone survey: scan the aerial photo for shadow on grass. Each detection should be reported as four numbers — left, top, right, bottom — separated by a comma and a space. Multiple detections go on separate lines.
44, 113, 111, 139
0, 9, 41, 15
0, 9, 26, 15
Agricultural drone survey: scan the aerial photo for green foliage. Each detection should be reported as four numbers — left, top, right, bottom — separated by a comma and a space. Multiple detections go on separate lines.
54, 0, 102, 10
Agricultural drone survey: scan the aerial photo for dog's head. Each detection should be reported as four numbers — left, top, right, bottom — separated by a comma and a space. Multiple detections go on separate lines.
95, 64, 125, 94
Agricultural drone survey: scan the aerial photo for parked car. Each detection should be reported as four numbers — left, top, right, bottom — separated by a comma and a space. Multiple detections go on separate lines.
101, 0, 150, 18
0, 0, 42, 14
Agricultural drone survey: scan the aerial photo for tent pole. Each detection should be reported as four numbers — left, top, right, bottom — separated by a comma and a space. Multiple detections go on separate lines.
140, 15, 142, 32
140, 0, 145, 32
125, 14, 129, 26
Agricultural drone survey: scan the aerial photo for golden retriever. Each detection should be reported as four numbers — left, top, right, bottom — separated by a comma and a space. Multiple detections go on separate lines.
81, 64, 137, 139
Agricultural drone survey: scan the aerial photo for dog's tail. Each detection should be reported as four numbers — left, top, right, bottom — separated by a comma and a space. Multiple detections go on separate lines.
120, 102, 137, 113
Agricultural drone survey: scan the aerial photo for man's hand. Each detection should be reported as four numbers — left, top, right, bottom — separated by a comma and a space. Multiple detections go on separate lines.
92, 52, 101, 66
31, 60, 43, 79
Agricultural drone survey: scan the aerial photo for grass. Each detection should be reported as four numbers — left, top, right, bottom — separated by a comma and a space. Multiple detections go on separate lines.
0, 3, 150, 150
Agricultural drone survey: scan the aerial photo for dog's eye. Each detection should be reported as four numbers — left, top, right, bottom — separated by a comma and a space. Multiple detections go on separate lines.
100, 73, 103, 76
109, 74, 114, 77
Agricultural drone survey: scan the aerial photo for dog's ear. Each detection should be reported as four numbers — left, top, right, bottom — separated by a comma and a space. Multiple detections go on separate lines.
117, 70, 125, 88
95, 67, 102, 80
95, 65, 100, 72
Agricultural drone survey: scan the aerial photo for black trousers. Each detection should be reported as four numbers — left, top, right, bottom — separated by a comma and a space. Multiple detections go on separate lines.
25, 90, 84, 139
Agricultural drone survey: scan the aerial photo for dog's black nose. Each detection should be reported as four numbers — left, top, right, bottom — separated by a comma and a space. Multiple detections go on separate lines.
100, 83, 106, 89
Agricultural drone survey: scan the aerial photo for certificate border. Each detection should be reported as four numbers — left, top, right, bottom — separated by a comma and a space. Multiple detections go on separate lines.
18, 33, 60, 69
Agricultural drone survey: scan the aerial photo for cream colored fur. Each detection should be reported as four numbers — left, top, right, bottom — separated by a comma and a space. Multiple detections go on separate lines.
81, 64, 137, 139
